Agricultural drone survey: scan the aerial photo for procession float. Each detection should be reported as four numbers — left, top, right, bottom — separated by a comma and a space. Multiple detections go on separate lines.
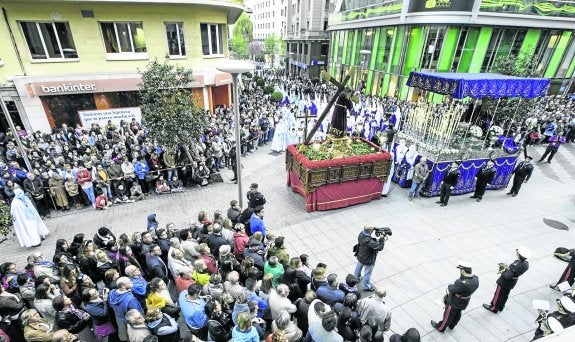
394, 72, 550, 196
286, 71, 392, 212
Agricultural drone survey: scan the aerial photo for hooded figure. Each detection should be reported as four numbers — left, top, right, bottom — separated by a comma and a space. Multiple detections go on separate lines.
11, 188, 49, 248
147, 214, 159, 238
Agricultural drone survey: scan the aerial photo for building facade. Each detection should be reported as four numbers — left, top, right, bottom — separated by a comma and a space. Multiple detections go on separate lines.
285, 0, 330, 78
328, 0, 575, 100
0, 0, 243, 132
246, 0, 285, 41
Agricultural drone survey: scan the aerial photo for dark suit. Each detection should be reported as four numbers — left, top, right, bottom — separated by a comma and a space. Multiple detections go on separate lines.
474, 166, 497, 199
436, 275, 479, 332
145, 253, 169, 283
247, 191, 266, 209
488, 259, 529, 312
509, 161, 533, 195
439, 168, 460, 205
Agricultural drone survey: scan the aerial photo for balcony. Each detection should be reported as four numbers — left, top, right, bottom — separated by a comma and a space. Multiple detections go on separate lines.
285, 30, 329, 41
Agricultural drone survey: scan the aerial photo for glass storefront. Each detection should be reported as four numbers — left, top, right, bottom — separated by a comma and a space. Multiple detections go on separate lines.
329, 24, 575, 99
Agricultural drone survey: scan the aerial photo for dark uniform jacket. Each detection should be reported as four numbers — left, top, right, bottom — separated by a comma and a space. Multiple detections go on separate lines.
512, 161, 533, 180
476, 166, 497, 184
356, 232, 385, 266
549, 311, 575, 329
247, 191, 266, 208
442, 169, 460, 186
496, 259, 529, 289
446, 275, 479, 310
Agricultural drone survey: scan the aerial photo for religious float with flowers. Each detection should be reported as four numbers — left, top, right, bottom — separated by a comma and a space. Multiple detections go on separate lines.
392, 72, 550, 196
286, 137, 391, 212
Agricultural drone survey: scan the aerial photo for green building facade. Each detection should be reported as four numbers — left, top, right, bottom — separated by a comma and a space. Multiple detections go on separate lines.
328, 0, 575, 100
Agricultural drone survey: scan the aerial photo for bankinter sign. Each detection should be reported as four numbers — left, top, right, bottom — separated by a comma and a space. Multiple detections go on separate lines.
41, 83, 97, 93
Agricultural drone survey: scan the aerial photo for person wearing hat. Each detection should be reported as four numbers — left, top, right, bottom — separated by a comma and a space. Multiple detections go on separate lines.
431, 260, 479, 332
550, 249, 575, 291
247, 183, 266, 209
483, 246, 531, 313
436, 161, 460, 207
507, 156, 534, 197
470, 159, 497, 202
548, 296, 575, 329
533, 316, 564, 340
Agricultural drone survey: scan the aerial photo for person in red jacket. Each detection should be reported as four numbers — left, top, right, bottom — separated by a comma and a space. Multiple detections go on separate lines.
76, 165, 95, 206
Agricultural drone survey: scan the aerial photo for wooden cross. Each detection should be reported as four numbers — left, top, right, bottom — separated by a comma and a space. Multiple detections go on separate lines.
304, 69, 354, 144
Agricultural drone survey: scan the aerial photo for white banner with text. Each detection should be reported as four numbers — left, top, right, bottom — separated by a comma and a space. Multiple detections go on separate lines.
78, 107, 142, 128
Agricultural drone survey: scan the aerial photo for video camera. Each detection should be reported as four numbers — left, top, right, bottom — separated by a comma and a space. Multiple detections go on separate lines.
374, 227, 393, 239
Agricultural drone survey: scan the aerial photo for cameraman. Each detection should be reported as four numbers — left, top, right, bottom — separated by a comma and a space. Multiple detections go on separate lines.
353, 225, 385, 292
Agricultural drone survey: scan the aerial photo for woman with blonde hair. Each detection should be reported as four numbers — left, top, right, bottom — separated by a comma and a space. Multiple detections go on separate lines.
231, 311, 259, 341
145, 278, 180, 319
21, 308, 70, 342
191, 260, 210, 286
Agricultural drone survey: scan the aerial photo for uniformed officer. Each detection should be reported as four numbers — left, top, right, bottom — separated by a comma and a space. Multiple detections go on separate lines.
532, 297, 575, 340
247, 183, 266, 209
549, 296, 575, 328
483, 246, 531, 313
470, 159, 497, 202
436, 161, 460, 207
431, 260, 479, 332
551, 249, 575, 290
532, 316, 564, 340
507, 156, 534, 197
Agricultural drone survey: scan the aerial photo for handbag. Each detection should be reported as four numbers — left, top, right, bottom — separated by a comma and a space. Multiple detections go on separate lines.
93, 321, 116, 339
144, 173, 156, 183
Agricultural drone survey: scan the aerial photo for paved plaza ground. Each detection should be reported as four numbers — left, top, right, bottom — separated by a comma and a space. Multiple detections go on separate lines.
3, 142, 575, 341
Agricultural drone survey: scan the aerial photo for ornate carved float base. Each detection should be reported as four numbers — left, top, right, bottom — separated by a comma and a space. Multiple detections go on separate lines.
286, 139, 392, 212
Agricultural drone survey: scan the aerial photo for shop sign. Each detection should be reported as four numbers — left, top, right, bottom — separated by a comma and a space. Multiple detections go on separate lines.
78, 107, 141, 127
312, 60, 325, 65
215, 73, 232, 86
408, 0, 474, 13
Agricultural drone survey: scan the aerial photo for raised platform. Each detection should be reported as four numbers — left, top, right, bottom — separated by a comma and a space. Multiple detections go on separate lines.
286, 139, 392, 212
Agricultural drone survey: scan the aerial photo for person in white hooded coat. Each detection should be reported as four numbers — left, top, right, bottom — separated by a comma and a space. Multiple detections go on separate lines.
11, 188, 49, 248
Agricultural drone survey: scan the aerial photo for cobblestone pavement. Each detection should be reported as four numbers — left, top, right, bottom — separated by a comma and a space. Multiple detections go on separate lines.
3, 142, 575, 341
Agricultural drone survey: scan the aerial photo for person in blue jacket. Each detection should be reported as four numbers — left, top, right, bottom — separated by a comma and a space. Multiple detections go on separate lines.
249, 206, 267, 238
108, 277, 143, 341
134, 156, 150, 194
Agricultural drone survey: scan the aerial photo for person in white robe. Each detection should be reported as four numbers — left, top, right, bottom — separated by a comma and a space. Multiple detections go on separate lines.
271, 118, 287, 152
405, 144, 418, 181
11, 188, 49, 248
382, 151, 395, 196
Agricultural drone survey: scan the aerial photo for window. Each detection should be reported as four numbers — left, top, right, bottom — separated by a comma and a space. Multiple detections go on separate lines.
20, 22, 77, 60
165, 22, 186, 57
100, 22, 147, 56
200, 23, 223, 56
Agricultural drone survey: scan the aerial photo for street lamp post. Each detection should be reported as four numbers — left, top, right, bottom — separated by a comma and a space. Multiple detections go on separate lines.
359, 49, 371, 93
288, 52, 295, 79
216, 60, 255, 209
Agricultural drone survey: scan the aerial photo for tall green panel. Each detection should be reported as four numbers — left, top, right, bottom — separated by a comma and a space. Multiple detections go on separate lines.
350, 29, 359, 66
468, 27, 493, 73
519, 29, 542, 57
389, 27, 403, 74
381, 74, 390, 97
567, 56, 575, 78
437, 27, 461, 72
401, 26, 424, 98
401, 26, 423, 75
366, 28, 380, 95
457, 27, 480, 72
331, 31, 339, 75
341, 31, 349, 65
375, 28, 388, 71
544, 31, 572, 78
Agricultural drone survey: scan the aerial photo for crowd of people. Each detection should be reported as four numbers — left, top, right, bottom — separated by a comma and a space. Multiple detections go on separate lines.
0, 182, 422, 342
